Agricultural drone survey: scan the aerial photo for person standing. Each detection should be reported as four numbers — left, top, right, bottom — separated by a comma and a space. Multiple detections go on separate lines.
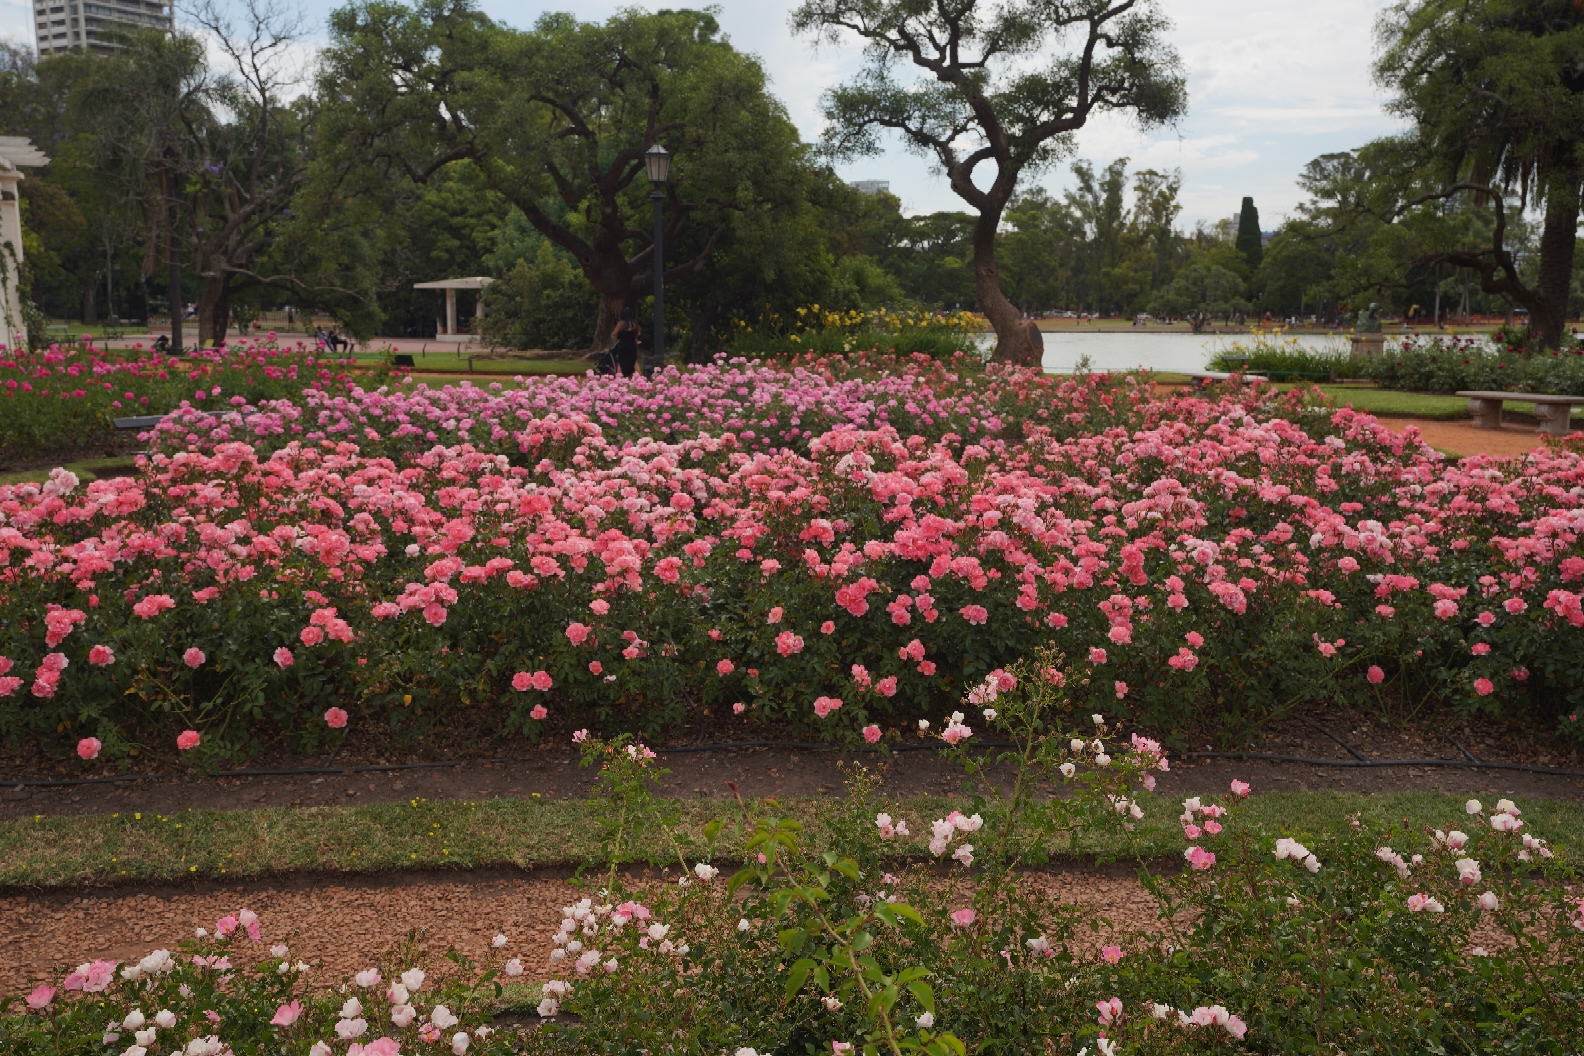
612, 305, 640, 378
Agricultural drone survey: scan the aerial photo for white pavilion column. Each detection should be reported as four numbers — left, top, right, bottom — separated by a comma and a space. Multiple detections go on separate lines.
0, 161, 25, 351
445, 287, 457, 336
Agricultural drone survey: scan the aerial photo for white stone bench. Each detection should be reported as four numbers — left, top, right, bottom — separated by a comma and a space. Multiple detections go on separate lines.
1456, 390, 1584, 436
112, 414, 169, 430
1179, 370, 1267, 384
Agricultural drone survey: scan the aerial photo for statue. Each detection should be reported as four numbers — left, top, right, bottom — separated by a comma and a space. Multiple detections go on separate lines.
1355, 302, 1382, 333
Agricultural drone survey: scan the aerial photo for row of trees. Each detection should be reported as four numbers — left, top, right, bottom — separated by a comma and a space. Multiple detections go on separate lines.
3, 0, 1582, 355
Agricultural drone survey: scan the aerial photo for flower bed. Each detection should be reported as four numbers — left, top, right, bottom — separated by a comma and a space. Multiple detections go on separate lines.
0, 339, 358, 466
142, 353, 1052, 461
1, 356, 1582, 764
7, 674, 1580, 1054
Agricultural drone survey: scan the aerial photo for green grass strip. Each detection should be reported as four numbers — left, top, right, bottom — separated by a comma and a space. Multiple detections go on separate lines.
3, 791, 1580, 889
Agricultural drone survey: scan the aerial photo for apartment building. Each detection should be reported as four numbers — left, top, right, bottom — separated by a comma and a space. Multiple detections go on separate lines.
34, 1, 174, 57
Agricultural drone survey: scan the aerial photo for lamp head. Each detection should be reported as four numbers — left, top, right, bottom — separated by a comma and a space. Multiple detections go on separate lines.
644, 143, 671, 185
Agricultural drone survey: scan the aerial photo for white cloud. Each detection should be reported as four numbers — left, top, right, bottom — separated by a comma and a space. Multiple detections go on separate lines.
0, 0, 1411, 226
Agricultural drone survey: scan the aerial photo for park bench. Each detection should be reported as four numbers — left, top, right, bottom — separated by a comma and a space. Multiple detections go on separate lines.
112, 414, 169, 431
1456, 390, 1584, 436
1178, 370, 1267, 384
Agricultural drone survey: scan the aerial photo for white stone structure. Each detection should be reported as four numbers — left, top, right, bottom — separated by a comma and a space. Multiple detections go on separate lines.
0, 137, 50, 352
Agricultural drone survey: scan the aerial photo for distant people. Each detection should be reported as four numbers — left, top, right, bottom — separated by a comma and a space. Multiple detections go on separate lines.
153, 334, 170, 354
612, 306, 640, 378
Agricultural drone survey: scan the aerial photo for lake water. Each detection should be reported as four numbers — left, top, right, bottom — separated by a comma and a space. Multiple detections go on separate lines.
974, 331, 1349, 374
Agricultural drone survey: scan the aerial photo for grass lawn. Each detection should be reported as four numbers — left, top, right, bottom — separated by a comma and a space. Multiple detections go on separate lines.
0, 456, 138, 487
4, 789, 1578, 888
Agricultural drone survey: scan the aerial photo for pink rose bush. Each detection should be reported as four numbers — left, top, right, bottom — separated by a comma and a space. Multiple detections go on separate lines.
2, 357, 1584, 761
0, 338, 356, 466
7, 909, 513, 1056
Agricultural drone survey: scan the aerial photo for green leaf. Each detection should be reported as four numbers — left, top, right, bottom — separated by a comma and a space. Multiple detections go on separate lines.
907, 980, 935, 1013
785, 958, 815, 1000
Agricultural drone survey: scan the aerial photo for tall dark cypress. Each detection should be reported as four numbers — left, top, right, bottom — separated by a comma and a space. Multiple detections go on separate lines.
1235, 196, 1263, 270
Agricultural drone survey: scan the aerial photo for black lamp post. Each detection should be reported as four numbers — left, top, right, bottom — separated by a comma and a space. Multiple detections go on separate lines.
644, 142, 671, 372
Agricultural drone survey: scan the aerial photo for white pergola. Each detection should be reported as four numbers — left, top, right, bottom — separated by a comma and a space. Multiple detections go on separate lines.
0, 137, 50, 351
414, 276, 494, 339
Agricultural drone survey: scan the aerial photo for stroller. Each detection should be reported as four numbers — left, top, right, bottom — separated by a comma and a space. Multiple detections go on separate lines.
593, 341, 620, 376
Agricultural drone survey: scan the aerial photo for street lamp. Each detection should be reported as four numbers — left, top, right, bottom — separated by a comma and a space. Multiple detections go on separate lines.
644, 142, 671, 372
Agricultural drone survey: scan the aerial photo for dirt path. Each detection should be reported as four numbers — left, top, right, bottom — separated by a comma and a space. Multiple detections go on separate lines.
0, 866, 1157, 998
1374, 417, 1556, 459
6, 704, 1581, 822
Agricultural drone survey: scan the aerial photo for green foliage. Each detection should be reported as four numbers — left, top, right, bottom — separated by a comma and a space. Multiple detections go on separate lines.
1207, 336, 1354, 381
1148, 263, 1249, 332
480, 244, 599, 351
1362, 334, 1584, 395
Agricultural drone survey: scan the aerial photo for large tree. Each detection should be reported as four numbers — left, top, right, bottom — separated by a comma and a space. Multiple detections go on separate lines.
68, 1, 328, 346
1375, 0, 1584, 348
791, 0, 1185, 364
319, 1, 807, 351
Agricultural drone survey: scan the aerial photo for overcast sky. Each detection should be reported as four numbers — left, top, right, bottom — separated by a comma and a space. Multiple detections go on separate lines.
1, 0, 1407, 228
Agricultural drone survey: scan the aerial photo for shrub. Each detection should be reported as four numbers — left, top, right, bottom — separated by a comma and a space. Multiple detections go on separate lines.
480, 245, 599, 352
1360, 334, 1584, 396
1206, 335, 1353, 382
0, 339, 356, 466
729, 306, 983, 360
4, 361, 1584, 767
7, 666, 1581, 1053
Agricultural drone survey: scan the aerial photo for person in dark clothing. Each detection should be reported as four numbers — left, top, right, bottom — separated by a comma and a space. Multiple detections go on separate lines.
612, 306, 640, 378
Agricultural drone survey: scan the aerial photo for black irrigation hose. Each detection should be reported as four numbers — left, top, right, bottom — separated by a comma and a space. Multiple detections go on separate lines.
1182, 751, 1584, 778
3, 760, 467, 789
656, 740, 1019, 755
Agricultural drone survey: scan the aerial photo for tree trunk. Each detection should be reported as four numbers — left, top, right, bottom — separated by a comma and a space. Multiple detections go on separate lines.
972, 211, 1039, 365
198, 277, 232, 348
82, 280, 99, 326
1530, 176, 1580, 350
591, 288, 628, 353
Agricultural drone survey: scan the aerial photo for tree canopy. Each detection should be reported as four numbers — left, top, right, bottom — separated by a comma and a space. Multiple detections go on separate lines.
793, 0, 1185, 363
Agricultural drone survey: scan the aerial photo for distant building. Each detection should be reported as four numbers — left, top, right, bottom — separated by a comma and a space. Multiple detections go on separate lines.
852, 180, 891, 196
34, 1, 174, 57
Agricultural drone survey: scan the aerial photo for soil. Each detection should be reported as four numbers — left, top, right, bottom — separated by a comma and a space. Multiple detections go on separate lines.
0, 864, 1159, 998
5, 704, 1581, 822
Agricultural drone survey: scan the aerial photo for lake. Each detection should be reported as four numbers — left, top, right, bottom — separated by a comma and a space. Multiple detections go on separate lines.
971, 330, 1352, 374
1024, 331, 1350, 374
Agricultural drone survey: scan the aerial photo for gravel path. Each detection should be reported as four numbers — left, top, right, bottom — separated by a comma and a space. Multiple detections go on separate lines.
2, 867, 1157, 999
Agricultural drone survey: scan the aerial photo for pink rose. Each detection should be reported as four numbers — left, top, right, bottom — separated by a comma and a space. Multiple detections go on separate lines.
512, 671, 533, 692
1230, 779, 1250, 797
1474, 677, 1494, 696
531, 670, 553, 691
565, 622, 590, 646
716, 659, 734, 676
1367, 665, 1385, 684
270, 1000, 302, 1026
274, 647, 294, 668
183, 647, 206, 669
950, 908, 976, 927
299, 625, 325, 647
88, 644, 115, 666
862, 724, 881, 744
1101, 944, 1122, 964
25, 985, 54, 1010
177, 729, 201, 751
324, 707, 349, 729
77, 737, 101, 761
530, 704, 548, 721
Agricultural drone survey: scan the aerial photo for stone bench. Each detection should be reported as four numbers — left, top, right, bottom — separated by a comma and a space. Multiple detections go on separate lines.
1179, 370, 1267, 384
112, 414, 169, 430
1456, 390, 1584, 436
